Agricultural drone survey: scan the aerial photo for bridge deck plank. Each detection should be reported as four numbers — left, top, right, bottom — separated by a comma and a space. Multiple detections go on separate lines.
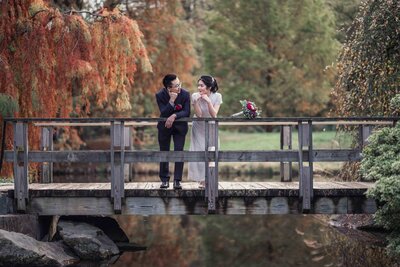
0, 182, 372, 198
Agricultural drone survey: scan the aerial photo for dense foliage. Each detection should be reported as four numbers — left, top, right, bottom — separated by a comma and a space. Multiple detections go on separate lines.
361, 123, 400, 255
332, 0, 400, 116
0, 0, 150, 119
203, 0, 339, 117
127, 0, 199, 117
0, 0, 150, 176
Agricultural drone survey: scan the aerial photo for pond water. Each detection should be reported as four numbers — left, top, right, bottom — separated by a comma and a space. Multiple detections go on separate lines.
51, 170, 399, 267
111, 215, 398, 267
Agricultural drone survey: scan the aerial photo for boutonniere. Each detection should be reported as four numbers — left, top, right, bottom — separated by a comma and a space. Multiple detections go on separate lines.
175, 104, 182, 111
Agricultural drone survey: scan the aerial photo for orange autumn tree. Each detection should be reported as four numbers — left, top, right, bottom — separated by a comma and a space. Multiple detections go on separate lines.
0, 0, 151, 177
124, 0, 199, 116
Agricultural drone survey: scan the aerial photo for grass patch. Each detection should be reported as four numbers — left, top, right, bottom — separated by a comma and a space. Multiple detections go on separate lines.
142, 129, 354, 151
0, 177, 12, 183
219, 130, 353, 150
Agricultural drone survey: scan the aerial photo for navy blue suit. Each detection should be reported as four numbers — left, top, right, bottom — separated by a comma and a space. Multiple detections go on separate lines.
155, 88, 190, 182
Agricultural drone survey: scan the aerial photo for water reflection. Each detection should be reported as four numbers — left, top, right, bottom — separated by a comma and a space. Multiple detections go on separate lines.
112, 215, 398, 267
51, 169, 397, 267
52, 162, 340, 183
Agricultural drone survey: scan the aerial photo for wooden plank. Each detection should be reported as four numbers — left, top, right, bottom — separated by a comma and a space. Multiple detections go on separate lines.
12, 181, 374, 192
124, 126, 133, 182
312, 149, 361, 162
308, 121, 314, 198
359, 125, 373, 147
12, 123, 19, 205
33, 120, 394, 127
204, 121, 209, 198
302, 166, 311, 212
280, 125, 293, 182
2, 181, 374, 199
208, 167, 216, 213
218, 182, 246, 197
40, 127, 50, 150
13, 122, 29, 212
302, 123, 310, 147
218, 151, 299, 162
214, 121, 219, 198
298, 122, 304, 198
280, 125, 293, 149
111, 121, 124, 213
4, 149, 363, 163
113, 122, 122, 147
125, 182, 147, 190
41, 127, 53, 183
239, 182, 269, 197
110, 122, 115, 199
120, 122, 125, 199
21, 123, 29, 211
26, 195, 376, 215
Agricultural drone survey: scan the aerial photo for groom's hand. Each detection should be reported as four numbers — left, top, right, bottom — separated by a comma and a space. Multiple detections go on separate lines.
168, 90, 178, 103
165, 114, 177, 128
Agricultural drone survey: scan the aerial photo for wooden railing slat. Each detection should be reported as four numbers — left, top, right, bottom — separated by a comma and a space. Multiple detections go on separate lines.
4, 149, 362, 163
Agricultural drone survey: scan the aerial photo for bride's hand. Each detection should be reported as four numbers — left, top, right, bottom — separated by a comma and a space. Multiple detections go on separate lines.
200, 94, 211, 103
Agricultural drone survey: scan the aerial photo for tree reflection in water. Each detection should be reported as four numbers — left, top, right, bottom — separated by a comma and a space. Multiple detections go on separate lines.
112, 215, 399, 267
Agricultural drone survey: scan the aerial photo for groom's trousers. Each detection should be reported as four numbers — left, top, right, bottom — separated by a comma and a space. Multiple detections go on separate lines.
157, 122, 188, 182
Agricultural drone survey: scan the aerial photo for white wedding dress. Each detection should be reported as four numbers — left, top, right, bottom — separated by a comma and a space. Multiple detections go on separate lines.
188, 92, 222, 181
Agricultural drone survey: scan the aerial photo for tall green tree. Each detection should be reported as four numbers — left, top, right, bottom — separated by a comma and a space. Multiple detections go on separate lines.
203, 0, 339, 117
326, 0, 362, 43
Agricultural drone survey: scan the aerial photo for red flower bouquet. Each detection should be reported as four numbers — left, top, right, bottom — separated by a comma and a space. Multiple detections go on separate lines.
231, 100, 261, 119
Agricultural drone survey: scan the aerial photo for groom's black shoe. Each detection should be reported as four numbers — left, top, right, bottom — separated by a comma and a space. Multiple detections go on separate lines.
173, 180, 182, 190
160, 181, 169, 189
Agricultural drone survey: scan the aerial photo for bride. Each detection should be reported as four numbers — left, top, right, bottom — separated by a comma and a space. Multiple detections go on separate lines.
188, 75, 222, 188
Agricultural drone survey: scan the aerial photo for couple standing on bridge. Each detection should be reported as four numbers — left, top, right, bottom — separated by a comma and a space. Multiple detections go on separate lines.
155, 74, 223, 190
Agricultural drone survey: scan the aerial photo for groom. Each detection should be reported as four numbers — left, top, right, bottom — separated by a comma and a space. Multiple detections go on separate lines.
155, 74, 190, 189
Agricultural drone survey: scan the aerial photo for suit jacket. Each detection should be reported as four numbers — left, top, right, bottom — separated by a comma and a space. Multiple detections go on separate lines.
155, 87, 190, 133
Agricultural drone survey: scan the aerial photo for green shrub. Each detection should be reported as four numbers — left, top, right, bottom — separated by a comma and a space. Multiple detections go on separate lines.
390, 94, 400, 113
361, 124, 400, 255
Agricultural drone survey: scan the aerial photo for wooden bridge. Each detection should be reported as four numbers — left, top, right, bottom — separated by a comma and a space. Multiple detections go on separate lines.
0, 117, 398, 215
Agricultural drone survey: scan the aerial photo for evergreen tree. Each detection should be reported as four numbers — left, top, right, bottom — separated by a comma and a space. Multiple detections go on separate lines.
203, 0, 339, 117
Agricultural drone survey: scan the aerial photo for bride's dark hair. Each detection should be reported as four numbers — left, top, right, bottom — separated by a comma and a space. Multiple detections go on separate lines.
199, 75, 219, 93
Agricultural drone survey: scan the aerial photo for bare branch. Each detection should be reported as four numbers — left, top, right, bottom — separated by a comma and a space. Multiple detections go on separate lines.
30, 9, 48, 19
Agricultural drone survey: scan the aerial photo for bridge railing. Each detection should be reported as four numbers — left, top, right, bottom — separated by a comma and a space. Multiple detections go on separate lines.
3, 117, 398, 213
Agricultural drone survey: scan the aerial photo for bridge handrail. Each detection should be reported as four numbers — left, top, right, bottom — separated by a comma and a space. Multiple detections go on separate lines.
3, 116, 399, 123
4, 116, 399, 213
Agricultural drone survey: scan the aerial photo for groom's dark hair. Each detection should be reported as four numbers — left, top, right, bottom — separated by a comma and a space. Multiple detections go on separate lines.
162, 74, 178, 88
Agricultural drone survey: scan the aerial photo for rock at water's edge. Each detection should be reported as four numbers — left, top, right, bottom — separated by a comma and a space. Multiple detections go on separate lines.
58, 220, 120, 260
0, 229, 78, 267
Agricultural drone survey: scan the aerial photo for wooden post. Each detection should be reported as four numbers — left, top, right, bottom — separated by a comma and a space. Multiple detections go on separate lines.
111, 121, 124, 213
207, 120, 218, 213
13, 122, 29, 212
40, 127, 53, 183
205, 120, 216, 213
307, 120, 314, 199
280, 125, 292, 182
359, 125, 373, 147
214, 121, 219, 199
298, 122, 304, 198
298, 121, 312, 212
204, 120, 209, 198
123, 126, 133, 182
